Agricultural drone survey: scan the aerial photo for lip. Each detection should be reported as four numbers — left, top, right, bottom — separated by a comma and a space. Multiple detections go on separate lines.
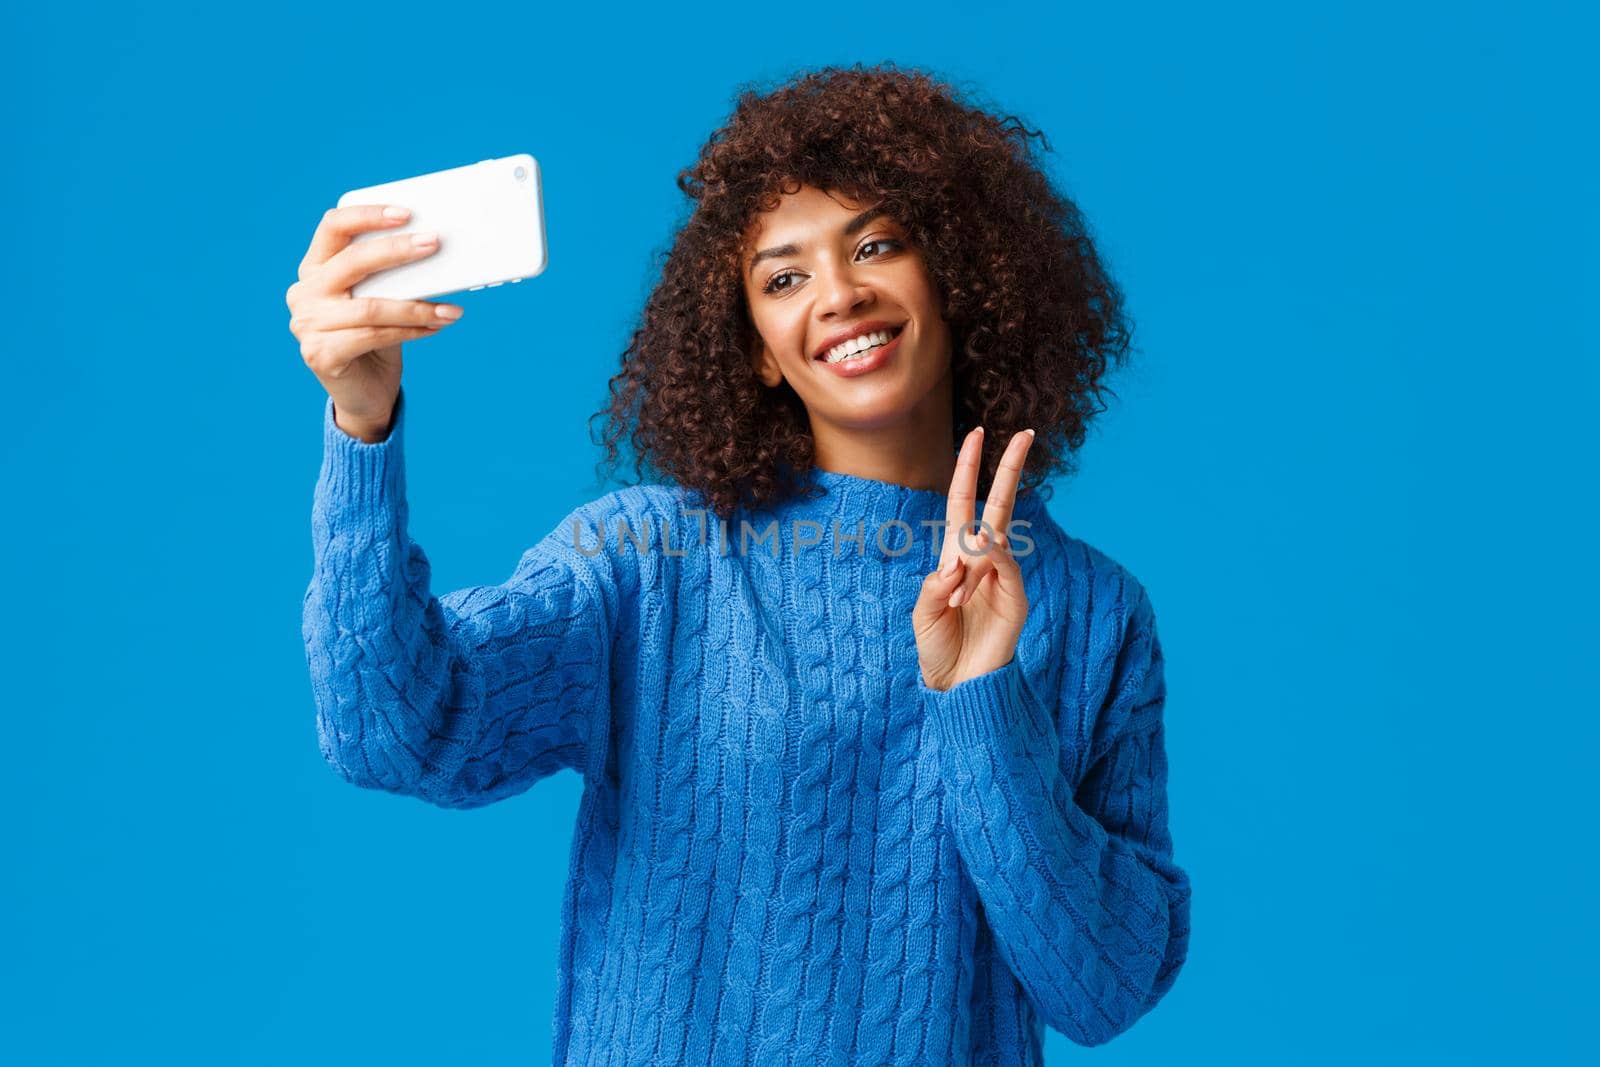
813, 320, 905, 363
814, 324, 905, 378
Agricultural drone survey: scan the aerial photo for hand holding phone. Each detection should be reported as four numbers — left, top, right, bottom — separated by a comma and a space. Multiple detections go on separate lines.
285, 204, 461, 442
285, 153, 549, 441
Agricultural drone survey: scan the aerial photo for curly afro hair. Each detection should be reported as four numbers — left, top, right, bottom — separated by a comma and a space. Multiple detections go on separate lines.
591, 61, 1136, 521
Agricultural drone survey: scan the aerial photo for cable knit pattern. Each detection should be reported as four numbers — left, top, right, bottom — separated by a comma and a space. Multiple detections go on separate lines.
303, 387, 1191, 1065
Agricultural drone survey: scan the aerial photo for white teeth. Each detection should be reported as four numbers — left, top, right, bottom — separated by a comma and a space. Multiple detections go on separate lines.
824, 328, 897, 364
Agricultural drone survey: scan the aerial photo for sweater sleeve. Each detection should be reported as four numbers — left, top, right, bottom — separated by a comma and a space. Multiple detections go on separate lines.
302, 387, 617, 810
920, 584, 1191, 1046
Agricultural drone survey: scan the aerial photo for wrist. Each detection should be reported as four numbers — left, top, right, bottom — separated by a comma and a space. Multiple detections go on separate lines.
927, 653, 1016, 693
332, 404, 394, 444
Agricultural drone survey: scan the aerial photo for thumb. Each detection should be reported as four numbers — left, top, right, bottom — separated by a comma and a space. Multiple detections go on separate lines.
915, 556, 966, 621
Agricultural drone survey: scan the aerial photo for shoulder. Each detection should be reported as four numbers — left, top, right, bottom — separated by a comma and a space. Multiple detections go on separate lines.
540, 480, 715, 541
1019, 505, 1157, 641
530, 481, 707, 592
1019, 508, 1165, 762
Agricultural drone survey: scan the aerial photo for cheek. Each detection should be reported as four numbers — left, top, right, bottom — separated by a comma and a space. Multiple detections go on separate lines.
746, 302, 779, 345
767, 311, 811, 361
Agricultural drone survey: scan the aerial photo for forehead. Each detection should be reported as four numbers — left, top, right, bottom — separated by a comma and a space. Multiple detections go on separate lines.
743, 184, 880, 241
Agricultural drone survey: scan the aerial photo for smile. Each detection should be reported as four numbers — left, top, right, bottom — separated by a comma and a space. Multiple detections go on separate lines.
818, 323, 904, 364
814, 324, 905, 378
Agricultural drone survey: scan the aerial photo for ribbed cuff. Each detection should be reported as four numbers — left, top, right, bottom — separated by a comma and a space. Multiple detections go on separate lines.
921, 658, 1037, 752
317, 388, 408, 530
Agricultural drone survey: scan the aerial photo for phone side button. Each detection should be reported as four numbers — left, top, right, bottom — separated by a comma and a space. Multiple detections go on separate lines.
469, 285, 487, 291
487, 281, 504, 288
511, 278, 523, 283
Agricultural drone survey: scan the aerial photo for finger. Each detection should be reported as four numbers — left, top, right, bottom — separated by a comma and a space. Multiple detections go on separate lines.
950, 527, 995, 608
317, 230, 441, 295
295, 295, 464, 332
989, 530, 1022, 587
986, 531, 1029, 618
921, 554, 966, 596
299, 204, 412, 280
915, 556, 965, 626
977, 428, 1036, 549
951, 560, 991, 608
296, 324, 442, 375
938, 427, 985, 574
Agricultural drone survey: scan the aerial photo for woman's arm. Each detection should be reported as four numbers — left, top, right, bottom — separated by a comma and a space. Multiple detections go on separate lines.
302, 387, 617, 809
921, 582, 1191, 1046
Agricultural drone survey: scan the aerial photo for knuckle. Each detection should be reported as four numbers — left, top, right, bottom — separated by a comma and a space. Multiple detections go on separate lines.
357, 296, 381, 320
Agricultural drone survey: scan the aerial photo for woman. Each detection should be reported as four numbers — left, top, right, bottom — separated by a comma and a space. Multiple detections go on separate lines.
289, 63, 1190, 1064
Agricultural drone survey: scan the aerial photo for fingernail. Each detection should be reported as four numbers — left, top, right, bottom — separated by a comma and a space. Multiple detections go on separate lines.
412, 231, 438, 247
383, 206, 411, 220
948, 588, 964, 608
435, 305, 463, 320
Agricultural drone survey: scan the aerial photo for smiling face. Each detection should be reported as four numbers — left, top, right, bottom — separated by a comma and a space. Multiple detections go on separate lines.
741, 183, 955, 455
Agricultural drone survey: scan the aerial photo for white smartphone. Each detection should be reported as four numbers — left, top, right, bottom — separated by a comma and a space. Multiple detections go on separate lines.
336, 153, 549, 301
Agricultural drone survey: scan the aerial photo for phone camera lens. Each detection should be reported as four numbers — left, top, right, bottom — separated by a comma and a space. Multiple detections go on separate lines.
513, 165, 528, 181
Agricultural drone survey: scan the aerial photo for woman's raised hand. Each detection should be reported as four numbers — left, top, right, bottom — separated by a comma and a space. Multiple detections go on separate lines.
913, 425, 1037, 691
285, 205, 464, 441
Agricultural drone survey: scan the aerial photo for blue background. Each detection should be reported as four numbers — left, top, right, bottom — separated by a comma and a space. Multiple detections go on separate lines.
5, 1, 1593, 1062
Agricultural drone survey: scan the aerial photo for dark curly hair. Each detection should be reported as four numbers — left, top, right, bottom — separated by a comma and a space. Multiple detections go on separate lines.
590, 61, 1136, 521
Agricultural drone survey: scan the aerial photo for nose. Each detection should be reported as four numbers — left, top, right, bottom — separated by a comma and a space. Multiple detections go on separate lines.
814, 257, 872, 320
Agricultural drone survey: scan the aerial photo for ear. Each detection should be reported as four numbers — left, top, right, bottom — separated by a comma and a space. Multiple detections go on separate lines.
749, 326, 783, 388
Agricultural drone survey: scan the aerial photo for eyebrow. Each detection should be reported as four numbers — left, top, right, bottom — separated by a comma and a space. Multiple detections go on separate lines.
746, 205, 890, 278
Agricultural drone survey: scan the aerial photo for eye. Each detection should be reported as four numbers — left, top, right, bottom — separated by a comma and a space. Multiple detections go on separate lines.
761, 270, 798, 295
760, 237, 904, 295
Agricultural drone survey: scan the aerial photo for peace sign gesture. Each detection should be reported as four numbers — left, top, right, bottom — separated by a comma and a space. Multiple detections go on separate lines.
913, 425, 1038, 691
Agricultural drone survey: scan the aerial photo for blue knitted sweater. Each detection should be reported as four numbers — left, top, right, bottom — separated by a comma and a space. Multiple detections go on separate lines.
303, 388, 1191, 1064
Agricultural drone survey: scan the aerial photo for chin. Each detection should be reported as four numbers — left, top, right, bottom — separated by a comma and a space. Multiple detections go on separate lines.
820, 388, 927, 428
